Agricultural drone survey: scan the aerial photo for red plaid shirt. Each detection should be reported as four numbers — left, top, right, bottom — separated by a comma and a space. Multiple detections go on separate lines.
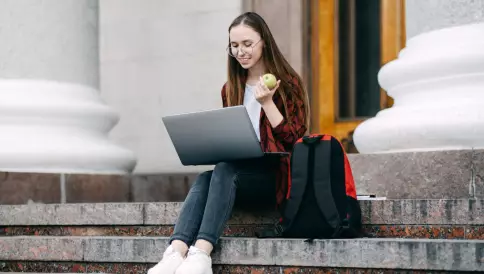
221, 78, 307, 207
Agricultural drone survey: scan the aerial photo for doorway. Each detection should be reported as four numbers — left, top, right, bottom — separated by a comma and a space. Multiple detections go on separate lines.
306, 0, 406, 152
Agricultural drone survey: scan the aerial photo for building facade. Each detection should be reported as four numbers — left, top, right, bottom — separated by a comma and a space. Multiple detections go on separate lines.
1, 0, 483, 176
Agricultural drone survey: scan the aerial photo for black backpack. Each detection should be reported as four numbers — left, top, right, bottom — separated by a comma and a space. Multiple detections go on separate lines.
257, 134, 363, 240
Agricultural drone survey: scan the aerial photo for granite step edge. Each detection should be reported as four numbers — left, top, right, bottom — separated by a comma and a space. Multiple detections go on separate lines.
0, 199, 482, 226
0, 236, 483, 272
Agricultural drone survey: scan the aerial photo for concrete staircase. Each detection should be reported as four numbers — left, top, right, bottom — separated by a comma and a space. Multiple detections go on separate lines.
0, 150, 483, 273
0, 199, 482, 273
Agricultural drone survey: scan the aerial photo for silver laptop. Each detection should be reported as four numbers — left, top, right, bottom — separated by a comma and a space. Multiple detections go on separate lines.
162, 105, 288, 166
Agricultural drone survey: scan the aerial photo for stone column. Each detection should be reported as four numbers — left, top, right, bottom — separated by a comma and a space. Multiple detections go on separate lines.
0, 0, 137, 173
353, 0, 484, 153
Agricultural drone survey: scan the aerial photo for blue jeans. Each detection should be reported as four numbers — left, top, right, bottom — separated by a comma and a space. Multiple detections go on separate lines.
169, 158, 277, 246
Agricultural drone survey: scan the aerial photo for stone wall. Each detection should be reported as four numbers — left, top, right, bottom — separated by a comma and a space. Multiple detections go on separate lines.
99, 0, 242, 174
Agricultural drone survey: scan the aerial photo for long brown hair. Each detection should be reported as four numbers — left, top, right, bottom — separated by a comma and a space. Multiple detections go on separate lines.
225, 12, 310, 130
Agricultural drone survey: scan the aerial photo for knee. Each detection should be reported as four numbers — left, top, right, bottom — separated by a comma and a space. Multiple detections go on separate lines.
212, 162, 238, 183
197, 170, 212, 182
190, 170, 212, 192
213, 162, 236, 175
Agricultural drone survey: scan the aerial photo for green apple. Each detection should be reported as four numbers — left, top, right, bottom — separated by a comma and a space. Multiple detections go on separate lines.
262, 73, 277, 89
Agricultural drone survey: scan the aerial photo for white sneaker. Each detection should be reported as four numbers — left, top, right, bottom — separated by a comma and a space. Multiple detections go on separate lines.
175, 246, 213, 274
147, 245, 184, 274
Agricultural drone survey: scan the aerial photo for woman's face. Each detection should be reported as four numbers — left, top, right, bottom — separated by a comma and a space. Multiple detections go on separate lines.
229, 25, 263, 69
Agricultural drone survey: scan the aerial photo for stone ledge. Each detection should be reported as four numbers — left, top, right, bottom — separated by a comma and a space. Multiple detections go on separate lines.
0, 237, 83, 261
349, 149, 484, 199
0, 199, 482, 226
0, 172, 197, 204
0, 203, 145, 226
1, 150, 483, 205
359, 198, 483, 225
0, 236, 482, 272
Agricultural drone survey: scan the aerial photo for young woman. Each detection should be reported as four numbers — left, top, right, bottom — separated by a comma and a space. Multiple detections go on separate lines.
148, 12, 310, 274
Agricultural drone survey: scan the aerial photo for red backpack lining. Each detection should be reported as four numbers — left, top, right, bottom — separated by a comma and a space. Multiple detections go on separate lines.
287, 134, 357, 200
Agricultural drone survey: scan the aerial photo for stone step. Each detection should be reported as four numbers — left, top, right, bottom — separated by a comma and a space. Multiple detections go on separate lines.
0, 264, 470, 274
0, 236, 482, 272
1, 200, 482, 240
1, 199, 482, 226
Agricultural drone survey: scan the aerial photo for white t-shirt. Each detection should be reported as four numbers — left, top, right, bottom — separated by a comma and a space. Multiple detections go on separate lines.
243, 84, 262, 141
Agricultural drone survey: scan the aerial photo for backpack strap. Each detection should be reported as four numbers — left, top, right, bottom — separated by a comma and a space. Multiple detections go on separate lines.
256, 137, 312, 239
279, 141, 310, 229
309, 136, 344, 237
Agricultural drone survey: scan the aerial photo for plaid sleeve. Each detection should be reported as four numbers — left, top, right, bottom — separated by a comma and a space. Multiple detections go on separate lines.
272, 82, 307, 145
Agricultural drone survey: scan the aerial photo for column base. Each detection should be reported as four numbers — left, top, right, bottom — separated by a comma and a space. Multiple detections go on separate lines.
0, 79, 137, 174
353, 22, 484, 154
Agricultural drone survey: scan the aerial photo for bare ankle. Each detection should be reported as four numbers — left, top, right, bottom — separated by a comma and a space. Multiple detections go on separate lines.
171, 240, 189, 256
194, 239, 213, 255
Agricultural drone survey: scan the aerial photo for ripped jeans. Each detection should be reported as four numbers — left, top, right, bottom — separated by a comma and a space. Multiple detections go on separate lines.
169, 158, 277, 246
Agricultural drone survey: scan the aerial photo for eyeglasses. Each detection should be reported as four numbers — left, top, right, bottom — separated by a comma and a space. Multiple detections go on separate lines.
226, 39, 262, 58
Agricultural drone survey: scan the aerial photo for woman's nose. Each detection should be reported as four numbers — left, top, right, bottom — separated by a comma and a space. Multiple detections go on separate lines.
237, 49, 246, 57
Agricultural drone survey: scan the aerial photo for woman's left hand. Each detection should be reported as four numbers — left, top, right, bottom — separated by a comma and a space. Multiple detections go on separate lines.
254, 76, 281, 106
